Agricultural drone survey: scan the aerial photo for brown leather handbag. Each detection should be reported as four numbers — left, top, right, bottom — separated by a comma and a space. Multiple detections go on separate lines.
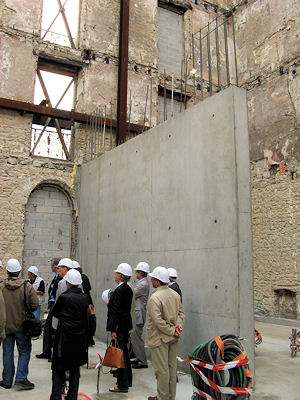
102, 339, 125, 368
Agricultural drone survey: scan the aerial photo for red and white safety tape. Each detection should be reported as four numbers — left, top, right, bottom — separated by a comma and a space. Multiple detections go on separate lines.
177, 356, 249, 371
190, 363, 252, 395
193, 386, 217, 400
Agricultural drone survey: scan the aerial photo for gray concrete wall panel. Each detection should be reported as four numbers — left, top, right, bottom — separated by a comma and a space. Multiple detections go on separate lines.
78, 86, 254, 370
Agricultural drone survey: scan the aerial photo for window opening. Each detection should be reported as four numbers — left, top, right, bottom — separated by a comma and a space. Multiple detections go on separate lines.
41, 0, 79, 48
31, 63, 76, 160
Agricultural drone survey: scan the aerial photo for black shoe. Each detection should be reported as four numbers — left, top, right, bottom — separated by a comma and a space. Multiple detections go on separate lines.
132, 362, 148, 369
14, 379, 35, 390
36, 353, 50, 359
0, 380, 12, 389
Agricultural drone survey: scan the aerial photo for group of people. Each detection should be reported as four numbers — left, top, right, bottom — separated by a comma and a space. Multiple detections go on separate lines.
0, 257, 184, 400
105, 262, 184, 400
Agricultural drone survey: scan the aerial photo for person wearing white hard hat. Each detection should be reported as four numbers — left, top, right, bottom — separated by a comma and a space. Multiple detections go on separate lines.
167, 267, 182, 302
0, 259, 39, 390
27, 266, 45, 320
51, 258, 74, 331
130, 262, 150, 369
146, 267, 184, 400
107, 263, 133, 393
36, 258, 62, 360
50, 268, 89, 400
72, 260, 95, 346
55, 258, 74, 302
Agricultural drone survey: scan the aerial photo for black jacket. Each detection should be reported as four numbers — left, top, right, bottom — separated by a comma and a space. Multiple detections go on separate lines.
169, 281, 182, 302
51, 287, 89, 372
48, 273, 62, 305
106, 282, 133, 334
81, 273, 93, 306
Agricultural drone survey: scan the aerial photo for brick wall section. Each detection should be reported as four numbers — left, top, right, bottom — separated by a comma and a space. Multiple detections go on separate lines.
23, 186, 72, 286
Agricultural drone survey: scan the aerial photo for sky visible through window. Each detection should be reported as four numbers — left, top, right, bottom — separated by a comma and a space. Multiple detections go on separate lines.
41, 0, 79, 47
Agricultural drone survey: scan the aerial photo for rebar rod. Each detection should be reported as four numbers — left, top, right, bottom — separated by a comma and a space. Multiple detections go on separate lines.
180, 59, 183, 111
103, 106, 106, 150
184, 59, 187, 109
192, 33, 196, 102
199, 30, 203, 101
215, 17, 221, 91
232, 14, 239, 86
150, 77, 152, 127
143, 85, 149, 132
207, 23, 212, 96
110, 99, 113, 150
164, 69, 167, 121
171, 72, 174, 117
224, 17, 230, 87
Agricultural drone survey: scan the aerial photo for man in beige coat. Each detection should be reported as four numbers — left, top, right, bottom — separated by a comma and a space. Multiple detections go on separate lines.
146, 266, 184, 400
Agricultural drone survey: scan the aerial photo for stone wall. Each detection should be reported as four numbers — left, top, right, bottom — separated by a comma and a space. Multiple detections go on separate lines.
251, 159, 300, 318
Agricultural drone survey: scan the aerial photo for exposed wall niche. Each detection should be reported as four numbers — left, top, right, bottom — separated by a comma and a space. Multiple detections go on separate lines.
274, 288, 297, 320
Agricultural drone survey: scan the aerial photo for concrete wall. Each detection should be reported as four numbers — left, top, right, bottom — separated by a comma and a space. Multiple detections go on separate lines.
78, 86, 254, 367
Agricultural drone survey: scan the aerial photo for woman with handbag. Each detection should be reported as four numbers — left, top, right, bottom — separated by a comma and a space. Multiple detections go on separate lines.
106, 263, 133, 393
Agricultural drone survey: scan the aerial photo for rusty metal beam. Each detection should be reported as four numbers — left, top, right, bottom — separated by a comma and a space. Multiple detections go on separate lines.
0, 97, 145, 133
116, 0, 130, 145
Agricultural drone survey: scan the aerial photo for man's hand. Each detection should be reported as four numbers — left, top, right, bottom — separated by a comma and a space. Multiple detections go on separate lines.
111, 332, 117, 340
174, 324, 182, 337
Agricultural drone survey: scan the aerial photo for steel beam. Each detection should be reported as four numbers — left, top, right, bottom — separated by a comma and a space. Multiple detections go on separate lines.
116, 0, 130, 145
0, 97, 145, 133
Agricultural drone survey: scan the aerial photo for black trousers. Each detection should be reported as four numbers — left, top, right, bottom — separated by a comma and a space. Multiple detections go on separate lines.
50, 368, 80, 400
116, 332, 132, 390
42, 303, 55, 356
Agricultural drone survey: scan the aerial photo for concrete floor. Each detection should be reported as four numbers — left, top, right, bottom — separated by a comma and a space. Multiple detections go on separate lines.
0, 321, 299, 399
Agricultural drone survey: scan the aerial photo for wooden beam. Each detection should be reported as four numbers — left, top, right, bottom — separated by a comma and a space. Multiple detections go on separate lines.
116, 0, 130, 145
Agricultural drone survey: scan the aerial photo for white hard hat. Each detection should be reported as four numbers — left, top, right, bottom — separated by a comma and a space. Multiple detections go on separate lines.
72, 260, 80, 269
114, 263, 132, 277
149, 266, 169, 283
167, 267, 178, 278
28, 266, 38, 276
135, 261, 150, 274
6, 258, 22, 273
58, 258, 73, 269
102, 288, 111, 303
64, 269, 82, 285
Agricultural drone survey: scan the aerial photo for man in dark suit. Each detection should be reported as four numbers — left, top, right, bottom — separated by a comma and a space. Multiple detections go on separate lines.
167, 267, 182, 302
107, 263, 133, 393
36, 258, 62, 360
